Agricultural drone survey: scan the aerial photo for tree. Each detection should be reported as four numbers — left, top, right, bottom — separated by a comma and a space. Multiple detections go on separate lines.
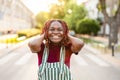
48, 4, 65, 19
35, 0, 87, 32
98, 0, 120, 47
35, 0, 70, 28
63, 3, 87, 32
35, 12, 49, 28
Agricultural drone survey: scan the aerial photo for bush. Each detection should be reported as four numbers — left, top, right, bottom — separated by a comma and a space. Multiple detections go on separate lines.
76, 18, 100, 36
17, 28, 41, 38
0, 35, 18, 43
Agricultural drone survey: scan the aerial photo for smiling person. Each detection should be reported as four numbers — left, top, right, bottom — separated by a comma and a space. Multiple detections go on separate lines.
28, 19, 84, 80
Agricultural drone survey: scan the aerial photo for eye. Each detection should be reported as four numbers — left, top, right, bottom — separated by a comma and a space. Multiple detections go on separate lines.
49, 28, 54, 31
58, 28, 63, 31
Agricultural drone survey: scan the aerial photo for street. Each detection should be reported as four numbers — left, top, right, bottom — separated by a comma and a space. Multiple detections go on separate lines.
0, 44, 120, 80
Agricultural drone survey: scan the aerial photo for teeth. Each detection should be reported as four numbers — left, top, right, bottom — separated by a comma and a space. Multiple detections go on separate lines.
53, 36, 59, 38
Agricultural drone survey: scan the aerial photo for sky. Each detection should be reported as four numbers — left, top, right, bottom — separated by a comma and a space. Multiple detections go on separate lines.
21, 0, 88, 15
21, 0, 59, 15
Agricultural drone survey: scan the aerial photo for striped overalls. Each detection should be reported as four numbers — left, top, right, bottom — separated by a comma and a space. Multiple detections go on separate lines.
38, 46, 72, 80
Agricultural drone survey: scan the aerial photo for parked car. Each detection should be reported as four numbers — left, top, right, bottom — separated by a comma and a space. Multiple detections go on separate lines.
69, 30, 75, 36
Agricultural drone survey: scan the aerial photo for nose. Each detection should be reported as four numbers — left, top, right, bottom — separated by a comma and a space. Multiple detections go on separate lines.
52, 30, 59, 34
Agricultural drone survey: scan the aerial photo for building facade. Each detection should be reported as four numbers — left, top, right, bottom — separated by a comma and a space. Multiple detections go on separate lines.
0, 0, 34, 34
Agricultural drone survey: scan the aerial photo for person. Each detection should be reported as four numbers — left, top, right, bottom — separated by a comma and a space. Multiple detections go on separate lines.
28, 19, 84, 80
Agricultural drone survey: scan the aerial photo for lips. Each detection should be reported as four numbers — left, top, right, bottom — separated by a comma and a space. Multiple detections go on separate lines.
48, 35, 63, 43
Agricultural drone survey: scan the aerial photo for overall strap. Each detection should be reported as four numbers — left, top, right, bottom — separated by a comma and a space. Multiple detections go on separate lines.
39, 46, 49, 74
59, 46, 65, 74
42, 46, 49, 63
60, 46, 65, 63
42, 46, 65, 64
39, 46, 65, 74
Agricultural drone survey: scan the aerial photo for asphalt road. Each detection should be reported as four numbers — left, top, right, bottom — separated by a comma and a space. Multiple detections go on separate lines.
0, 44, 120, 80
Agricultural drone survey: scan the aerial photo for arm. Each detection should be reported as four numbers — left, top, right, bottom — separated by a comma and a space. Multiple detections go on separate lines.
68, 34, 84, 53
28, 34, 44, 53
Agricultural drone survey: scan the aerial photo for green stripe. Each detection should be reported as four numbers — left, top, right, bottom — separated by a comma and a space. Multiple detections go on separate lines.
38, 46, 73, 80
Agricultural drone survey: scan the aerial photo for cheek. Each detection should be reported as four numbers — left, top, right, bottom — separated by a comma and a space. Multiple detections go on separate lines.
61, 31, 64, 34
60, 31, 64, 35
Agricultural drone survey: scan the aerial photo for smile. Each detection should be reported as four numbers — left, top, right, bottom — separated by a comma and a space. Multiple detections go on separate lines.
52, 35, 60, 39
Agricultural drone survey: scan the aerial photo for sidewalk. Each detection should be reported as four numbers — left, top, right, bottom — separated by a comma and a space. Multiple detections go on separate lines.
85, 44, 120, 70
76, 34, 120, 69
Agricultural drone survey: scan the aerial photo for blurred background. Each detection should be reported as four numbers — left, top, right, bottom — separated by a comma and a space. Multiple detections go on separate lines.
0, 0, 120, 80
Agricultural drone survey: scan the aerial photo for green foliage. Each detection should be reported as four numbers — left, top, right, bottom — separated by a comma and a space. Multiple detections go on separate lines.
0, 35, 18, 43
76, 18, 100, 36
0, 28, 41, 43
35, 12, 49, 28
63, 4, 87, 32
48, 4, 65, 19
17, 28, 41, 38
35, 3, 66, 27
35, 0, 87, 32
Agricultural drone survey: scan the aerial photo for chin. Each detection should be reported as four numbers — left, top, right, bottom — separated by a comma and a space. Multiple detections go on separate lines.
52, 41, 61, 43
49, 38, 63, 44
50, 40, 62, 44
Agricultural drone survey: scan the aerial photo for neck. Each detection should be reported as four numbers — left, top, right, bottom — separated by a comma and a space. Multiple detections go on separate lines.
50, 41, 61, 46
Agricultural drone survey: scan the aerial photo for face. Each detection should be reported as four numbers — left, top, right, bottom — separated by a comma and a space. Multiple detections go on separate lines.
48, 21, 64, 44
